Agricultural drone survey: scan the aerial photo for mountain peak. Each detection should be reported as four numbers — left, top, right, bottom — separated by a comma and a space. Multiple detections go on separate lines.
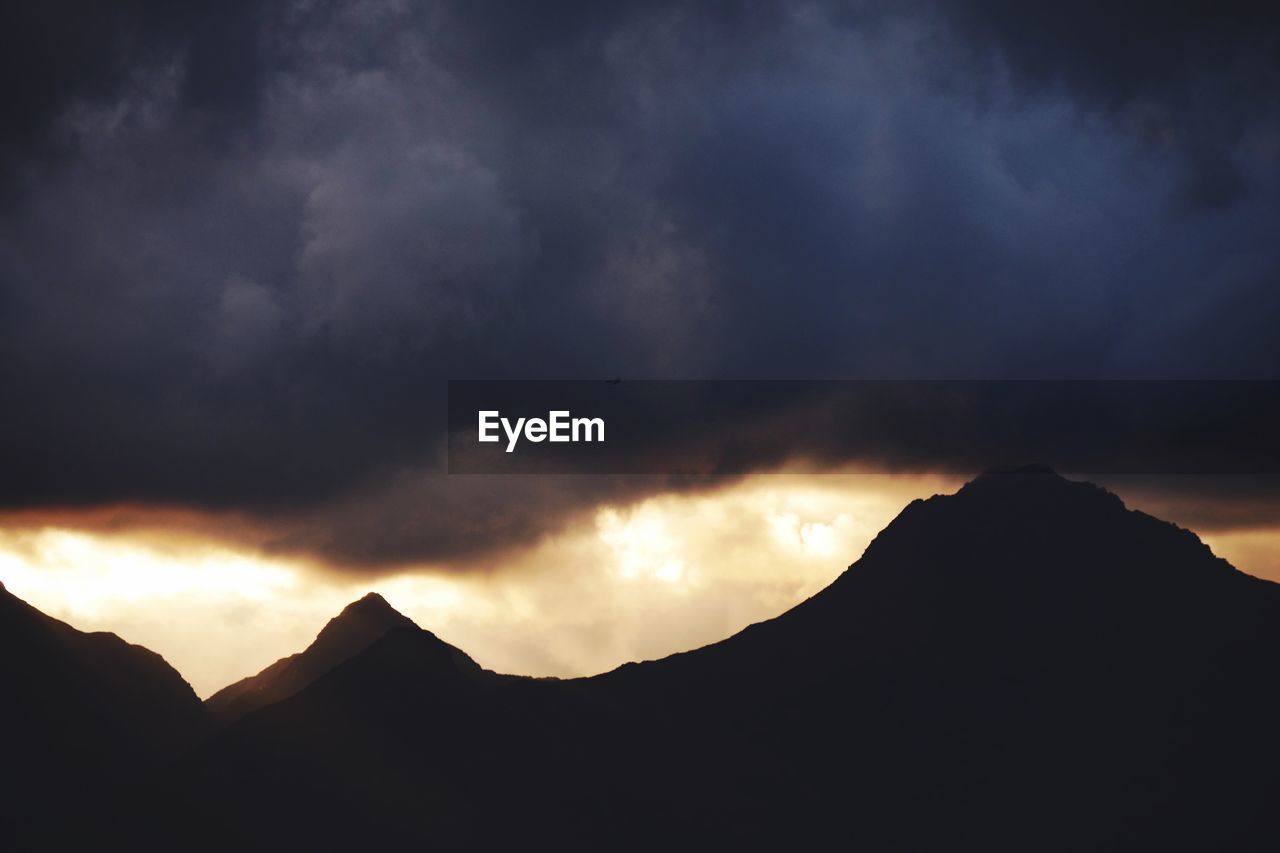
324, 592, 414, 638
953, 464, 1123, 512
336, 591, 400, 619
816, 468, 1233, 647
963, 465, 1079, 495
206, 592, 418, 724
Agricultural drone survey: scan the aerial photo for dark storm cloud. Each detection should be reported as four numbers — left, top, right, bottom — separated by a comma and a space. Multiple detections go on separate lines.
921, 0, 1280, 210
1, 1, 1278, 568
930, 1, 1277, 99
1, 2, 266, 170
260, 472, 734, 571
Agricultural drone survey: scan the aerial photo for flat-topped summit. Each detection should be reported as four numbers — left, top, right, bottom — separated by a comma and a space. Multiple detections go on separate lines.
946, 463, 1127, 517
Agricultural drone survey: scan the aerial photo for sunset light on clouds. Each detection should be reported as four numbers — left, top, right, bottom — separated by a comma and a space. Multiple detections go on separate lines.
0, 471, 964, 695
6, 468, 1278, 700
4, 1, 1278, 845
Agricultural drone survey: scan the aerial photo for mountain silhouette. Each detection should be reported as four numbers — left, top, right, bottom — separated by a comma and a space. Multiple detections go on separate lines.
21, 470, 1280, 851
0, 580, 209, 842
205, 592, 425, 725
582, 467, 1280, 849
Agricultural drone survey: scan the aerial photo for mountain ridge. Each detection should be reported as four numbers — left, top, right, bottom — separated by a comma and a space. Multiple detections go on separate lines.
10, 469, 1280, 850
129, 469, 1280, 851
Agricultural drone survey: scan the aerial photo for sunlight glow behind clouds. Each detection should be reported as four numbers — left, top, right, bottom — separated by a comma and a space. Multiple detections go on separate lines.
0, 529, 299, 612
598, 506, 691, 584
20, 470, 1277, 701
0, 472, 962, 696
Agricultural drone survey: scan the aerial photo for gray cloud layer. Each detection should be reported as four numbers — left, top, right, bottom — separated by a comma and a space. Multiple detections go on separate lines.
1, 1, 1277, 567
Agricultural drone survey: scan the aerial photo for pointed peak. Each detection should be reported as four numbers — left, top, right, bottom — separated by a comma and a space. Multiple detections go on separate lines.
206, 592, 423, 722
335, 591, 403, 619
325, 592, 416, 636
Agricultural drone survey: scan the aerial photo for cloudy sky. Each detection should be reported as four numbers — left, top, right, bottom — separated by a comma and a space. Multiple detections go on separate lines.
1, 1, 1278, 695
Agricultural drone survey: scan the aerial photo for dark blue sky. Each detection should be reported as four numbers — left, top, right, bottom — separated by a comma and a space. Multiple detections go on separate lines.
1, 1, 1277, 567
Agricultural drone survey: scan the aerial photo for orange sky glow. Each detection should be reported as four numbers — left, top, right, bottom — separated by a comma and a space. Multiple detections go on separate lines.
2, 471, 1277, 698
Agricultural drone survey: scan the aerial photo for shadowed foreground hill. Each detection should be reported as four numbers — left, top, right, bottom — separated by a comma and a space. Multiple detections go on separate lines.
0, 581, 208, 840
122, 469, 1280, 852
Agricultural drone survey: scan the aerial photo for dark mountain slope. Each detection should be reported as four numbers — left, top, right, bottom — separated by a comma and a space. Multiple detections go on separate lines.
588, 467, 1280, 849
0, 581, 209, 840
132, 470, 1280, 851
205, 592, 421, 725
147, 625, 560, 850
